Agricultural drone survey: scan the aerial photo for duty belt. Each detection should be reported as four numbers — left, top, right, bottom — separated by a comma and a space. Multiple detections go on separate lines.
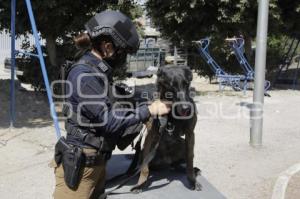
66, 124, 104, 150
66, 127, 113, 161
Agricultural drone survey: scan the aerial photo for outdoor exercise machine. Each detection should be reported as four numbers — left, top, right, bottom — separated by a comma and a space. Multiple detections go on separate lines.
10, 0, 61, 139
226, 37, 271, 93
194, 38, 247, 92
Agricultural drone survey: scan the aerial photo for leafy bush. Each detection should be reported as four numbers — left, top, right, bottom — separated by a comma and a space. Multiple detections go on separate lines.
17, 43, 76, 91
266, 35, 288, 73
16, 42, 130, 91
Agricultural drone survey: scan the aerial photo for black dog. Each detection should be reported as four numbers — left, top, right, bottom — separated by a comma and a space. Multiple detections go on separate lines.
132, 65, 202, 192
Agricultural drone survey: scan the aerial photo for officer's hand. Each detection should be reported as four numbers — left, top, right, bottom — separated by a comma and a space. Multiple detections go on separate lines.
148, 100, 172, 116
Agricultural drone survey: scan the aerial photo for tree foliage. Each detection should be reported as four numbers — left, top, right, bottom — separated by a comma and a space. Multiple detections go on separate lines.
0, 0, 141, 63
0, 0, 142, 90
277, 0, 300, 39
146, 0, 294, 78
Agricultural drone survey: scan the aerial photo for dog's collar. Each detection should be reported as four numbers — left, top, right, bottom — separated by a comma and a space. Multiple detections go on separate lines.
166, 121, 175, 135
158, 115, 175, 136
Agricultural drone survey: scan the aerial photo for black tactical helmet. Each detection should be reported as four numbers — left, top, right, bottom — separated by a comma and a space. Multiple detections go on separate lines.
85, 10, 140, 54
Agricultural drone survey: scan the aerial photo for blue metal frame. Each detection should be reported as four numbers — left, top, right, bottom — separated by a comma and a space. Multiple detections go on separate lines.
227, 38, 271, 92
10, 0, 61, 139
196, 38, 227, 76
194, 38, 246, 92
227, 38, 254, 80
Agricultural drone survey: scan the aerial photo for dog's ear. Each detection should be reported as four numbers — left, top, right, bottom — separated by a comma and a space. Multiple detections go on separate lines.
157, 67, 164, 78
156, 67, 164, 88
184, 67, 193, 82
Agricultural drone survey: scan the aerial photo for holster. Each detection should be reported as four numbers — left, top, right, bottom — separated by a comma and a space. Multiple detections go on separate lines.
54, 137, 85, 190
54, 137, 70, 165
62, 146, 85, 190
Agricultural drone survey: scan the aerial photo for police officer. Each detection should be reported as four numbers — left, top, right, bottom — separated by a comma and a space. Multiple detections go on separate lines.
52, 10, 171, 199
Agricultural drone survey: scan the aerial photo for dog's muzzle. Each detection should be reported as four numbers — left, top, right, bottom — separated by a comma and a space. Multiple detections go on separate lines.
173, 102, 194, 119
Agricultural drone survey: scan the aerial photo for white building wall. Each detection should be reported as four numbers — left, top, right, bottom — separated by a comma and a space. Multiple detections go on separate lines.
0, 32, 36, 65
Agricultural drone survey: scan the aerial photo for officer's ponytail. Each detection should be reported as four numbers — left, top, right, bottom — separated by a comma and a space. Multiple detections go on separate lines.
74, 32, 114, 50
73, 33, 92, 60
74, 32, 92, 50
73, 32, 115, 60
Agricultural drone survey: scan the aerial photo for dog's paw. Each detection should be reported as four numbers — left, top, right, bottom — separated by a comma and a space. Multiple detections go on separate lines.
188, 178, 202, 191
130, 183, 145, 194
192, 181, 202, 191
130, 187, 143, 194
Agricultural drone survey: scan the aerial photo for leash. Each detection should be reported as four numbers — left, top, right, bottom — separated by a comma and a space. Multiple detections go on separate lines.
98, 116, 167, 199
103, 127, 146, 184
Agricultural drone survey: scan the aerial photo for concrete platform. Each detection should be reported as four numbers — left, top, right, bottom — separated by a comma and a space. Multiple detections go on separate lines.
105, 154, 226, 199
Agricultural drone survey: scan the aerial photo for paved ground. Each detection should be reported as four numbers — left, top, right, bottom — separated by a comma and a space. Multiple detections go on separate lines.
0, 66, 300, 199
286, 173, 300, 199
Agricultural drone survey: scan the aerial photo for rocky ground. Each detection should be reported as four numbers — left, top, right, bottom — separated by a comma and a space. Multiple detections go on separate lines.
0, 66, 299, 199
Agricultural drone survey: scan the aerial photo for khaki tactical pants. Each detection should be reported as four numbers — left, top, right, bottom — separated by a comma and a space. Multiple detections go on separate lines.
50, 149, 106, 199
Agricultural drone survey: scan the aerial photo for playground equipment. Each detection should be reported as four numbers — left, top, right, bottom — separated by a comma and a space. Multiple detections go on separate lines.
226, 38, 271, 92
10, 0, 61, 139
272, 38, 300, 89
194, 38, 246, 92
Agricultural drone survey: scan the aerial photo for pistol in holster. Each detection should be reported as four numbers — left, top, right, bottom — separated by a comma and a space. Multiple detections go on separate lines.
54, 137, 85, 190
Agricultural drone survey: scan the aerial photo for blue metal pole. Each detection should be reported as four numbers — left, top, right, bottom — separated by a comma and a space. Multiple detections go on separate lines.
24, 0, 61, 139
10, 0, 16, 127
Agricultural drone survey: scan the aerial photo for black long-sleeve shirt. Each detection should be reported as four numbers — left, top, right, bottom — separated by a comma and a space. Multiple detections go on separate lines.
66, 52, 150, 139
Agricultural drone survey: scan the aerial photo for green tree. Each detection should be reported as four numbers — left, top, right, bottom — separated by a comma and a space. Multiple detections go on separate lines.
277, 0, 300, 38
145, 0, 285, 76
0, 0, 142, 89
0, 0, 141, 66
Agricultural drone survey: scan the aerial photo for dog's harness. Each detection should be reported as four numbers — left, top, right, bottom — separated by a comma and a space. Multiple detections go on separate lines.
98, 116, 168, 199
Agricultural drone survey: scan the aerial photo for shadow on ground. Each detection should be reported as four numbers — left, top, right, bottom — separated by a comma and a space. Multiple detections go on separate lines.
104, 154, 226, 199
0, 79, 53, 129
105, 154, 194, 192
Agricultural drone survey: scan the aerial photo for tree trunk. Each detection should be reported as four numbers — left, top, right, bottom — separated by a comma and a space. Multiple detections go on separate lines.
45, 35, 57, 66
244, 35, 253, 64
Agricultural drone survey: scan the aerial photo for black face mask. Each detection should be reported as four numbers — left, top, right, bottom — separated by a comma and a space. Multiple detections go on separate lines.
103, 49, 127, 68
